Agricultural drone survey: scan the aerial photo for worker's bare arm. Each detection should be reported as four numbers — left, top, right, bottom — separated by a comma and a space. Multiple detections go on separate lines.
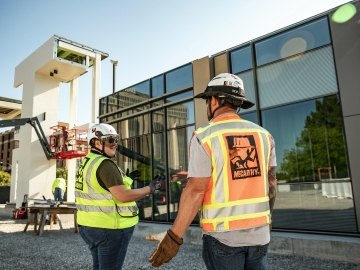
171, 176, 210, 238
268, 166, 277, 213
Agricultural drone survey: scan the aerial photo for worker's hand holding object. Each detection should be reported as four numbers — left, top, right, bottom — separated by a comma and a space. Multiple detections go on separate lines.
148, 229, 183, 267
149, 175, 162, 193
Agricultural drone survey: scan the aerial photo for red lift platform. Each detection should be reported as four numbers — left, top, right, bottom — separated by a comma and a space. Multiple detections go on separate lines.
49, 124, 89, 160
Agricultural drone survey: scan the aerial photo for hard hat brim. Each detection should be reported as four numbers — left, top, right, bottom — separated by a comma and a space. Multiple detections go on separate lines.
194, 89, 255, 109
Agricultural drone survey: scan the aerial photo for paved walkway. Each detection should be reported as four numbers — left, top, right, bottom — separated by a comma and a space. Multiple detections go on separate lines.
1, 217, 360, 270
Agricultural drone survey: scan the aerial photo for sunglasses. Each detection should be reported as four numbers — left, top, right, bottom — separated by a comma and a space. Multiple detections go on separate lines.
101, 135, 119, 144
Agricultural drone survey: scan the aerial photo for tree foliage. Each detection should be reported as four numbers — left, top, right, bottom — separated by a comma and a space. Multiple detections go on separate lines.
0, 170, 11, 186
280, 96, 348, 182
56, 168, 68, 179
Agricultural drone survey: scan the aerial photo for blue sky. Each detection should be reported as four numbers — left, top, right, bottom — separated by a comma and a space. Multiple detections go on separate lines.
0, 0, 349, 126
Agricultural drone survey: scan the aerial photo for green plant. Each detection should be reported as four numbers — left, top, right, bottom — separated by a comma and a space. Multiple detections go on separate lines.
56, 168, 68, 179
0, 170, 11, 186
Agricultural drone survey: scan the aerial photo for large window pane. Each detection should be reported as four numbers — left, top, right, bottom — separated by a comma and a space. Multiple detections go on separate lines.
240, 111, 258, 124
118, 114, 150, 139
131, 80, 150, 98
152, 75, 164, 98
231, 46, 252, 74
166, 64, 193, 93
167, 101, 195, 128
99, 97, 107, 115
152, 131, 167, 222
258, 46, 337, 109
152, 109, 165, 132
107, 95, 118, 113
151, 99, 164, 110
118, 135, 153, 220
115, 81, 150, 109
166, 90, 193, 103
152, 109, 166, 221
274, 182, 356, 232
262, 95, 356, 232
256, 17, 330, 66
236, 71, 257, 112
167, 126, 195, 220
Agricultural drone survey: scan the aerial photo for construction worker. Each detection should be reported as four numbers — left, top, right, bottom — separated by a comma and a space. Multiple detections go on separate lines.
149, 73, 277, 270
75, 123, 161, 270
52, 176, 66, 201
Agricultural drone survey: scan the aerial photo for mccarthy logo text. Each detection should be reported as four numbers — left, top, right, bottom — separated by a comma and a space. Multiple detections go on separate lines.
233, 168, 260, 179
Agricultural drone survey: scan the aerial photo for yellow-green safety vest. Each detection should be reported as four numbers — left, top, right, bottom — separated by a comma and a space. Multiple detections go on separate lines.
75, 152, 139, 229
52, 178, 66, 193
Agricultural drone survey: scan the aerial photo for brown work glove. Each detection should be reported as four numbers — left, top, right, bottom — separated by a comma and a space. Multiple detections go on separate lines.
148, 229, 183, 267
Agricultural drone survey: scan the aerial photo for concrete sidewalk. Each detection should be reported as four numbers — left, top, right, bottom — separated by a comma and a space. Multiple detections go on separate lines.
1, 218, 360, 270
136, 222, 360, 265
1, 204, 360, 269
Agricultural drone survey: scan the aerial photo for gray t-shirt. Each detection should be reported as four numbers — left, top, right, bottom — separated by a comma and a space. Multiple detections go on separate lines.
187, 131, 276, 247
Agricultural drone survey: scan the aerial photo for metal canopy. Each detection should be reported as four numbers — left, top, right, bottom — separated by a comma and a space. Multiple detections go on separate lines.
0, 97, 21, 120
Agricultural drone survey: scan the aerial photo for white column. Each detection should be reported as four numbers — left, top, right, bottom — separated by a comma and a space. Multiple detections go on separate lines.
92, 53, 101, 124
66, 78, 79, 203
69, 78, 78, 128
11, 74, 58, 206
66, 160, 77, 202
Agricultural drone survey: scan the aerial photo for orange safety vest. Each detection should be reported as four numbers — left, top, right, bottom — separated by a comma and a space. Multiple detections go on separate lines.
194, 113, 272, 232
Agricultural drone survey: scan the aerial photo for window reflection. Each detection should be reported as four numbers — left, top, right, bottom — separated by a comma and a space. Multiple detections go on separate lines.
262, 95, 356, 232
118, 114, 150, 139
167, 101, 195, 128
114, 96, 195, 222
230, 46, 252, 74
118, 134, 153, 220
152, 131, 167, 221
128, 80, 150, 97
273, 182, 356, 232
167, 126, 194, 220
240, 111, 258, 124
108, 95, 118, 113
151, 99, 164, 110
166, 64, 193, 93
110, 81, 150, 111
166, 90, 193, 103
235, 71, 257, 112
263, 95, 349, 182
100, 97, 107, 115
258, 46, 337, 109
152, 109, 165, 132
255, 17, 330, 66
152, 75, 164, 97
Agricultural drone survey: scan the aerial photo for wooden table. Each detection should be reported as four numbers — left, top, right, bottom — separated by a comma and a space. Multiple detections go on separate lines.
23, 204, 78, 236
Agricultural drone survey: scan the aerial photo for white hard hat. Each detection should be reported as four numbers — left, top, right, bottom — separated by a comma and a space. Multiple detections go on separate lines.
87, 123, 118, 145
194, 73, 254, 109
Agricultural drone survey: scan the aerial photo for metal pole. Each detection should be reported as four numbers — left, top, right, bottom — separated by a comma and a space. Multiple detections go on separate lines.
110, 60, 118, 93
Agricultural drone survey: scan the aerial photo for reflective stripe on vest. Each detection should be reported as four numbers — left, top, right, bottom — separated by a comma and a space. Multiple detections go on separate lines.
75, 152, 138, 229
195, 115, 271, 232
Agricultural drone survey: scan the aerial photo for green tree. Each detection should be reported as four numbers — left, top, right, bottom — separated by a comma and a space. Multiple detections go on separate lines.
56, 168, 68, 179
0, 170, 11, 186
280, 96, 348, 182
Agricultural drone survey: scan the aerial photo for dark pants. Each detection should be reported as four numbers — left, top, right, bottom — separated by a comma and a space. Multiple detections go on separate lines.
53, 187, 64, 201
79, 226, 134, 270
202, 234, 269, 270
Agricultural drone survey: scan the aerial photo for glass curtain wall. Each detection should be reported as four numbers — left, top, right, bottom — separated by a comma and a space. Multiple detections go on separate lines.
262, 96, 355, 232
98, 14, 357, 233
99, 64, 195, 222
230, 16, 356, 233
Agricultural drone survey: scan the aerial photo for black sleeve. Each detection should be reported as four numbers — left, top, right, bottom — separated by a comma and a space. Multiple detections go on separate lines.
96, 159, 124, 190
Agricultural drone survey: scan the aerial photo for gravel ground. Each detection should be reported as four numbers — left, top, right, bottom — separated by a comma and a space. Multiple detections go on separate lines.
1, 218, 360, 270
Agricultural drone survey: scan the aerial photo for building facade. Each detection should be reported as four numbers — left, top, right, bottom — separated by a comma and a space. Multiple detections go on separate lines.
0, 128, 17, 173
99, 1, 360, 236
